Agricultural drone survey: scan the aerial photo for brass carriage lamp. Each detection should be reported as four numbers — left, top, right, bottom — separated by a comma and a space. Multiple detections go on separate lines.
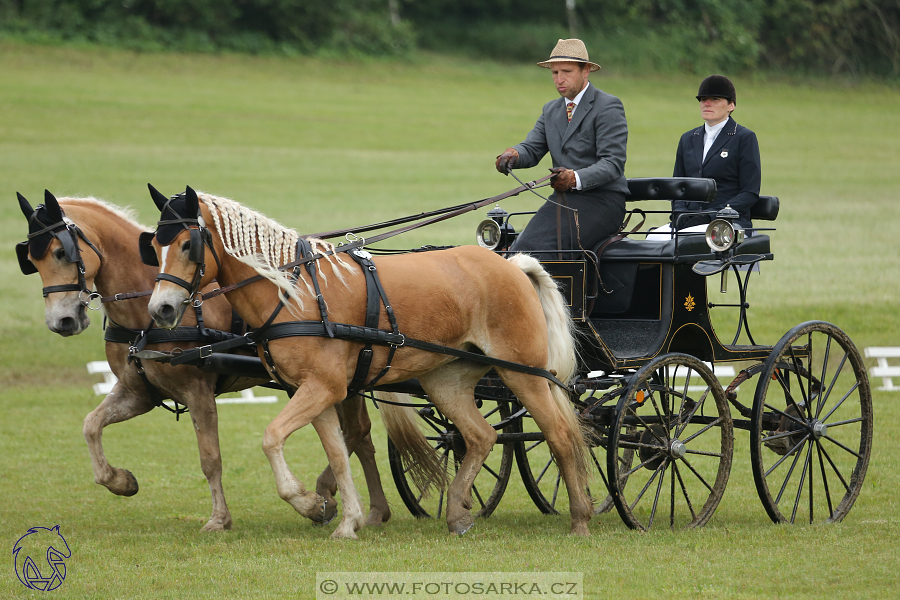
705, 205, 745, 253
476, 206, 514, 251
705, 205, 745, 293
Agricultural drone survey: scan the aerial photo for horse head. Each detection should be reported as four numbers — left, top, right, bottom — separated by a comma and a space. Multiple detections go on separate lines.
15, 191, 102, 336
145, 184, 220, 329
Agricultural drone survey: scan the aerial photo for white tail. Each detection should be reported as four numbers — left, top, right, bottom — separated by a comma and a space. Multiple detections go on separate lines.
508, 254, 589, 481
377, 392, 448, 494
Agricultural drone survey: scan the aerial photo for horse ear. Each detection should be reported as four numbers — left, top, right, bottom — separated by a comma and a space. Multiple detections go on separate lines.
147, 183, 169, 212
17, 192, 34, 219
185, 186, 200, 217
44, 190, 63, 221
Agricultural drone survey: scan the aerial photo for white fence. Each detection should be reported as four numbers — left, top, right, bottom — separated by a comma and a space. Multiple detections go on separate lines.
86, 361, 279, 404
865, 347, 900, 391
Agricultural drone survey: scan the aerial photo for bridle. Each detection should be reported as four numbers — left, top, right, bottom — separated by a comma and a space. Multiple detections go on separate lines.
17, 208, 105, 309
139, 192, 221, 308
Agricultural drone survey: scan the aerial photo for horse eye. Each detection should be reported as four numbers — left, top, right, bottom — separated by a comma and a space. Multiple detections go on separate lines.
181, 240, 191, 253
54, 247, 66, 260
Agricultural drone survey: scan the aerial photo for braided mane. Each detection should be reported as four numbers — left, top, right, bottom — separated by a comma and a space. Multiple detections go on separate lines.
199, 192, 354, 313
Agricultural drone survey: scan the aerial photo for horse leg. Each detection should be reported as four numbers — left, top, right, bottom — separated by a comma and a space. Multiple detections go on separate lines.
82, 382, 154, 497
420, 368, 497, 536
502, 372, 592, 536
311, 407, 366, 539
316, 395, 391, 526
262, 385, 365, 538
183, 389, 232, 532
355, 431, 391, 526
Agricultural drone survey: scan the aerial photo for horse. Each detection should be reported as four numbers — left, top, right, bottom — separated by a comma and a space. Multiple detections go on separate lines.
15, 191, 392, 531
144, 186, 593, 538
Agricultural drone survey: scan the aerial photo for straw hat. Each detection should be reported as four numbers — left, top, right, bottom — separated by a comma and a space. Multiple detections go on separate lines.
537, 39, 600, 72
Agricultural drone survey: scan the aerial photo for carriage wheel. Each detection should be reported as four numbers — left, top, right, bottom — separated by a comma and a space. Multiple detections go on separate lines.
515, 400, 618, 516
388, 400, 515, 519
607, 354, 734, 531
751, 321, 873, 524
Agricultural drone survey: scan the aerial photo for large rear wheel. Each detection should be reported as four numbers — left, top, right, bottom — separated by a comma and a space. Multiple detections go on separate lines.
751, 321, 873, 524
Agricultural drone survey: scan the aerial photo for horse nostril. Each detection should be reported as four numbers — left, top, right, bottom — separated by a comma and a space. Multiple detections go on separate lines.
158, 304, 176, 322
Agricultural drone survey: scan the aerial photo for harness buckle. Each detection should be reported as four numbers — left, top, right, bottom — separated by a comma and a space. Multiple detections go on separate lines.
387, 333, 406, 348
199, 345, 213, 359
191, 292, 204, 308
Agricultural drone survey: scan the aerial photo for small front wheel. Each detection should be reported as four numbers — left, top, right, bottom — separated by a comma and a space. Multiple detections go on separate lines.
388, 400, 515, 519
607, 353, 734, 530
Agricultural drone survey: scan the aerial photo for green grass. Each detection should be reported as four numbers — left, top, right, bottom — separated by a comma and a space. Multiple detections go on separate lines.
1, 42, 899, 599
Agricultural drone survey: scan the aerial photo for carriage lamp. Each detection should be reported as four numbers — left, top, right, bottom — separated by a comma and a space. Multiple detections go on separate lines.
705, 206, 745, 253
476, 206, 514, 250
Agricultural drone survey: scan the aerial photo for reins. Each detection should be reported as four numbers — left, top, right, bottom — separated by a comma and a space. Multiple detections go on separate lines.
193, 174, 555, 304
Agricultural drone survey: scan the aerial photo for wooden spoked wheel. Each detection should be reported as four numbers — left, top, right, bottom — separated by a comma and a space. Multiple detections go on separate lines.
607, 353, 734, 531
388, 400, 516, 519
751, 321, 873, 524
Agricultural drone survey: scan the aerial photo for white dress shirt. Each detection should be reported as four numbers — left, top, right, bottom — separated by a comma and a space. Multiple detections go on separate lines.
702, 118, 728, 162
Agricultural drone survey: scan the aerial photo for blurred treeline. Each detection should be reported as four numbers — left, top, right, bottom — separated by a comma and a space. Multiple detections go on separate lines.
1, 0, 898, 79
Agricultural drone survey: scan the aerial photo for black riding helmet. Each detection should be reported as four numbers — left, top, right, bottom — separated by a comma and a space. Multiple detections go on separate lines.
696, 75, 736, 105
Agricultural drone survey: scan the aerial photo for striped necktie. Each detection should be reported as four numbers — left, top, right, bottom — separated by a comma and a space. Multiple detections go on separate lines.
566, 102, 575, 122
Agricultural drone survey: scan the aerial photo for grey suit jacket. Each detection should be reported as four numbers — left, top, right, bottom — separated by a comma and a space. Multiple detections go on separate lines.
513, 82, 629, 195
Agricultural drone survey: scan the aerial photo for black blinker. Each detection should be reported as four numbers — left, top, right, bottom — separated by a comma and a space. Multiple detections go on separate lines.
16, 241, 38, 275
188, 228, 204, 263
139, 231, 159, 266
58, 229, 80, 264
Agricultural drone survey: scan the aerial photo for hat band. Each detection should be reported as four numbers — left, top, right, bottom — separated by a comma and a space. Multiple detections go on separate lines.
549, 55, 588, 61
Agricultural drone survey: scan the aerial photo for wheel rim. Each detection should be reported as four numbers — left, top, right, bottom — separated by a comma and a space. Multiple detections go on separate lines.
608, 354, 733, 530
751, 321, 873, 524
388, 400, 515, 519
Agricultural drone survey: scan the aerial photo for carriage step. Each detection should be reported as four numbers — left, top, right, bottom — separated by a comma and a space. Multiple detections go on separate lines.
85, 361, 279, 403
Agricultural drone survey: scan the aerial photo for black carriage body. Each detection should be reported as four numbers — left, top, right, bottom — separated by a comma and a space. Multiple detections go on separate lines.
530, 178, 781, 375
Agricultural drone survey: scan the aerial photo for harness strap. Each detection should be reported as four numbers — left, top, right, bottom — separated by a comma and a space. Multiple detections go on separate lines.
344, 249, 400, 394
170, 320, 567, 390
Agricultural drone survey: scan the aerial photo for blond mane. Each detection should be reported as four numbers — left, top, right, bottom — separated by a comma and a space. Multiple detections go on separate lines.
198, 192, 354, 313
58, 197, 151, 233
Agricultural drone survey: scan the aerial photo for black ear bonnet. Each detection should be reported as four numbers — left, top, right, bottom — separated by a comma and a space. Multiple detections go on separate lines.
15, 190, 81, 275
140, 184, 206, 267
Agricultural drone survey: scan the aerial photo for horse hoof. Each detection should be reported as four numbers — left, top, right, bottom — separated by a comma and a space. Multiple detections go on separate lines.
448, 519, 474, 536
107, 469, 139, 497
569, 523, 590, 537
201, 516, 233, 532
311, 497, 338, 526
365, 509, 391, 527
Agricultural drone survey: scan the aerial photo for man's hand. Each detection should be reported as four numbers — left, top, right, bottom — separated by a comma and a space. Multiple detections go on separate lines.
550, 167, 576, 191
495, 148, 519, 174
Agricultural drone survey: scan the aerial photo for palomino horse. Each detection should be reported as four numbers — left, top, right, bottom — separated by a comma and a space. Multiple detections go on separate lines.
15, 191, 391, 530
145, 186, 593, 538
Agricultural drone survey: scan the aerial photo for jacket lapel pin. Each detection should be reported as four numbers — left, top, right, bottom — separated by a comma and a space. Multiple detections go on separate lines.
720, 150, 728, 158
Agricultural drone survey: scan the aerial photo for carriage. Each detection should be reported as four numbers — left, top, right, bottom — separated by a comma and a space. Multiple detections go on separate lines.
17, 177, 873, 535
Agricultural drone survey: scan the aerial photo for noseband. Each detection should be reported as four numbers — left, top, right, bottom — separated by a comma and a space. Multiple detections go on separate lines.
17, 211, 105, 308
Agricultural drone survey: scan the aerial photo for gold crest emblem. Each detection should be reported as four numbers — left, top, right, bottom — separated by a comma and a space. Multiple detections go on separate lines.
684, 293, 696, 311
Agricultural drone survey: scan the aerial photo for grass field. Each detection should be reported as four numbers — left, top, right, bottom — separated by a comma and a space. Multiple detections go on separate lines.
1, 42, 899, 599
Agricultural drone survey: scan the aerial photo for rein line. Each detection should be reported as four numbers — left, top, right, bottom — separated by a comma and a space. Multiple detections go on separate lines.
196, 175, 554, 303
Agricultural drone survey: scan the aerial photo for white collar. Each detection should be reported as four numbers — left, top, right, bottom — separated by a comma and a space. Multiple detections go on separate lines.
704, 117, 729, 138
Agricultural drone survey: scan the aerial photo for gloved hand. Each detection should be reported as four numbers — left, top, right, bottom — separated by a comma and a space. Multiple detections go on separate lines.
495, 148, 519, 174
549, 167, 576, 192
